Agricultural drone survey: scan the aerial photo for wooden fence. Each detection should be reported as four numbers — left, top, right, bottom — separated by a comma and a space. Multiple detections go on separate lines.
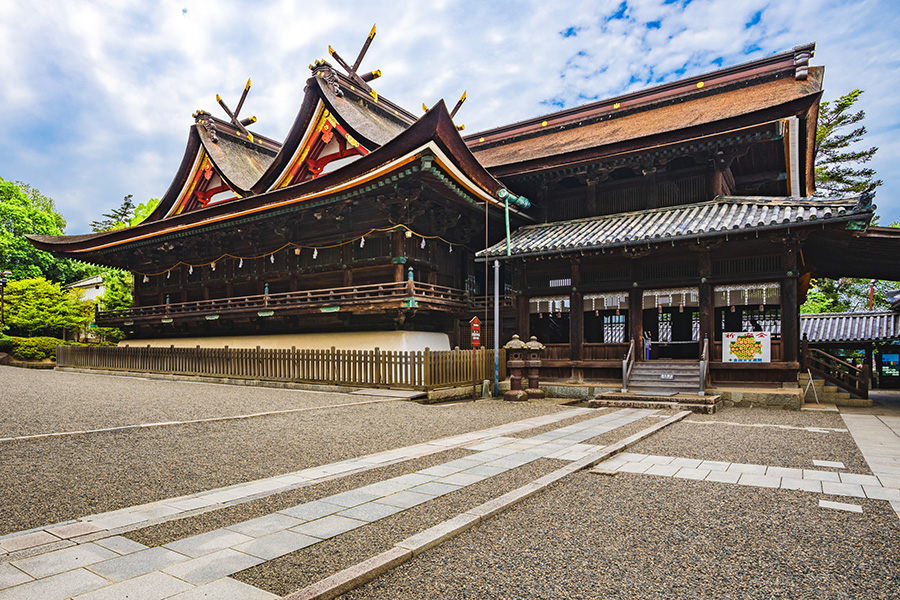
56, 345, 507, 391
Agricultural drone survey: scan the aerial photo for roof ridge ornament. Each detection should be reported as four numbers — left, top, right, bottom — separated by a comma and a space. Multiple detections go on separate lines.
324, 25, 382, 99
214, 79, 258, 141
792, 42, 815, 81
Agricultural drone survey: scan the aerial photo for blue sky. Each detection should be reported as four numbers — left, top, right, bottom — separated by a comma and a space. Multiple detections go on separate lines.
2, 0, 899, 233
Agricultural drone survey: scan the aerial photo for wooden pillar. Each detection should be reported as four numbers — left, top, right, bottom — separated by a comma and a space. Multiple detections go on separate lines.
392, 231, 405, 283
781, 276, 799, 366
569, 260, 583, 362
629, 288, 643, 359
517, 294, 530, 341
699, 282, 714, 346
343, 245, 353, 287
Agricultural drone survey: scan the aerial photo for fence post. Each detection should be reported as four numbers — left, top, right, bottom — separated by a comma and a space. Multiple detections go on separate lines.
374, 347, 381, 386
423, 347, 432, 390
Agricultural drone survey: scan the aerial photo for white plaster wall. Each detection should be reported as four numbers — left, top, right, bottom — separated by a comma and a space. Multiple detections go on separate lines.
119, 331, 451, 352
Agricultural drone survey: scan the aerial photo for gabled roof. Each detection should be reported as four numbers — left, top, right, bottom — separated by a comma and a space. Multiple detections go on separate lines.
252, 65, 419, 194
28, 102, 523, 264
478, 195, 873, 260
467, 44, 821, 182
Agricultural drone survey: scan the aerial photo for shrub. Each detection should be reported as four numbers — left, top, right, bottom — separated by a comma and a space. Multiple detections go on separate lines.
10, 336, 67, 361
0, 335, 15, 354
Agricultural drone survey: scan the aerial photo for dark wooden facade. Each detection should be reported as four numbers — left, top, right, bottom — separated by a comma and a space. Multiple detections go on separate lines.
29, 41, 898, 386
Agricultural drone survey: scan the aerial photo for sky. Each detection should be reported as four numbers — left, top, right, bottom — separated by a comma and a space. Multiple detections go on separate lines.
1, 0, 899, 234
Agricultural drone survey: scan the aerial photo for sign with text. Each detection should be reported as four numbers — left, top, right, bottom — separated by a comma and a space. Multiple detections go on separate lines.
723, 332, 771, 363
470, 316, 481, 348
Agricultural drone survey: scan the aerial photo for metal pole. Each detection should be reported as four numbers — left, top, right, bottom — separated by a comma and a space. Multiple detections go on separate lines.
494, 259, 500, 397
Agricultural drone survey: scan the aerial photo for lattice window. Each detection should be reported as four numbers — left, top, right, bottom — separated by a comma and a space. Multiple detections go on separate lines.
582, 266, 632, 286
641, 262, 699, 281
712, 255, 782, 277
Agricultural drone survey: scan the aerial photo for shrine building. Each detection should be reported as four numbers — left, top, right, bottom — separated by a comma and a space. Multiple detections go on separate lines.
29, 37, 900, 392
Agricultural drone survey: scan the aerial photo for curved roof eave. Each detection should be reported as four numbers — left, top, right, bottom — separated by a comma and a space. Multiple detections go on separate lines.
27, 102, 518, 255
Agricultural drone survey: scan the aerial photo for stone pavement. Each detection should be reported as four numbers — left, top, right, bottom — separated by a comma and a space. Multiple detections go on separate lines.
0, 407, 654, 600
840, 411, 900, 517
592, 408, 900, 519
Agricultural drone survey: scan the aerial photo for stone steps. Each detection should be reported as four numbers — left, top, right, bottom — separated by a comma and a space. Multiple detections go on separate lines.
590, 392, 722, 414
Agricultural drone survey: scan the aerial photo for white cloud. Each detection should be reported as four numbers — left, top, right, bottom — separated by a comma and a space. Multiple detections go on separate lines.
1, 0, 898, 233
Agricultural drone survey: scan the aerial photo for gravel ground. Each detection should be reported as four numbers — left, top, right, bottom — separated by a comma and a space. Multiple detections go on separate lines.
233, 459, 561, 597
346, 472, 900, 599
125, 448, 474, 547
0, 366, 366, 437
0, 369, 568, 536
631, 408, 869, 473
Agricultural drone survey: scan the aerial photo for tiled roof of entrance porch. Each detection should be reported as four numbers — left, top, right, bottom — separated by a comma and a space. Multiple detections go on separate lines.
478, 195, 873, 259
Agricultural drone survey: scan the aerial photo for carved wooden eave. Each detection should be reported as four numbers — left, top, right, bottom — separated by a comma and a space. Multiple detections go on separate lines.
27, 103, 530, 271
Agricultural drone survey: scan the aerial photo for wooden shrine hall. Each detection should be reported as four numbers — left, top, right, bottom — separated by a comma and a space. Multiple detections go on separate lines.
29, 36, 900, 392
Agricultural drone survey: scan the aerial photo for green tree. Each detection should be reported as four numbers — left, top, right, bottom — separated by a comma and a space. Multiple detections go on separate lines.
814, 89, 882, 196
90, 194, 135, 232
0, 178, 97, 283
131, 198, 160, 226
3, 278, 94, 336
99, 269, 133, 311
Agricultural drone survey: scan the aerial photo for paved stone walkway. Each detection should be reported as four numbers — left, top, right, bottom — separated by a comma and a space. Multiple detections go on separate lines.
595, 412, 900, 518
0, 408, 653, 600
841, 413, 900, 517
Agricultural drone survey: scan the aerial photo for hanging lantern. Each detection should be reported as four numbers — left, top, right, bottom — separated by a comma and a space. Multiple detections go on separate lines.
616, 308, 620, 316
658, 304, 663, 313
730, 305, 736, 313
405, 229, 413, 238
539, 312, 543, 319
679, 304, 684, 313
594, 309, 599, 316
294, 248, 301, 255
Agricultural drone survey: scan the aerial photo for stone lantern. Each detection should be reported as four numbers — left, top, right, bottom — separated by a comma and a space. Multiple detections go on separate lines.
524, 336, 545, 399
503, 334, 528, 401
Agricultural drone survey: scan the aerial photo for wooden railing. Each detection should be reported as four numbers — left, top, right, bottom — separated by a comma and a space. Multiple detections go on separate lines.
801, 337, 869, 399
56, 345, 506, 392
470, 294, 516, 313
97, 281, 470, 325
622, 338, 635, 393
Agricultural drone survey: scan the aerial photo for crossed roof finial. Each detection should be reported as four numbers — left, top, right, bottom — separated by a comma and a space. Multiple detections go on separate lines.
327, 24, 382, 95
215, 79, 258, 140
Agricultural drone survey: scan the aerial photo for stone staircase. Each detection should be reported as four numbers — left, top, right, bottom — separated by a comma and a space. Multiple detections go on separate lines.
798, 372, 872, 407
590, 360, 721, 414
627, 360, 703, 395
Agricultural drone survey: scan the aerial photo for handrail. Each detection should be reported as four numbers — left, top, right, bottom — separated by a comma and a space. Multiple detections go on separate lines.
699, 335, 710, 396
622, 337, 635, 393
801, 337, 868, 399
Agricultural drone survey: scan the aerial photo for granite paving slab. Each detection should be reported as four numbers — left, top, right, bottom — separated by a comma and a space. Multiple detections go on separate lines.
86, 546, 189, 582
0, 568, 108, 600
10, 543, 118, 579
291, 515, 367, 540
167, 577, 280, 600
162, 549, 265, 586
163, 529, 254, 558
71, 570, 194, 600
232, 531, 320, 561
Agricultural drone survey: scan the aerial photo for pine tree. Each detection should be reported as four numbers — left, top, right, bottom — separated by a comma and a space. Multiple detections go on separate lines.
90, 194, 135, 232
814, 89, 882, 196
